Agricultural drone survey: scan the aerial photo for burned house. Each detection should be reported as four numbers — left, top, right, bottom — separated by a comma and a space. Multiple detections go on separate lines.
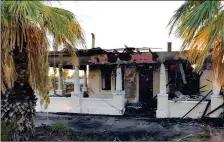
36, 42, 223, 119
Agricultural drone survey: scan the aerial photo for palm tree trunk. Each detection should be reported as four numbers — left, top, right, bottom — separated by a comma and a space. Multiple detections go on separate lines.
1, 46, 37, 141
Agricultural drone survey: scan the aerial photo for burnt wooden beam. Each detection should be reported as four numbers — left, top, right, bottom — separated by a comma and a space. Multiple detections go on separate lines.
112, 49, 119, 53
205, 103, 224, 117
166, 78, 172, 87
201, 100, 211, 119
206, 79, 213, 83
199, 71, 204, 77
124, 44, 128, 48
182, 90, 212, 119
136, 48, 140, 53
199, 85, 207, 90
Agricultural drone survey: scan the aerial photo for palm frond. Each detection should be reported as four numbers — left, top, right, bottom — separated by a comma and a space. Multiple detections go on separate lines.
1, 1, 85, 106
168, 0, 224, 86
177, 1, 220, 50
42, 5, 85, 47
167, 0, 203, 36
184, 10, 224, 85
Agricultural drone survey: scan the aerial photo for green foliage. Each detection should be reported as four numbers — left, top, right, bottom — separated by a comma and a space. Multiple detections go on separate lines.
1, 1, 85, 106
51, 121, 68, 133
1, 121, 17, 141
168, 0, 224, 86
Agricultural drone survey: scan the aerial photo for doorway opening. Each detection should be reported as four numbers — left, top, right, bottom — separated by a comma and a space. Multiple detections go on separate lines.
139, 68, 153, 103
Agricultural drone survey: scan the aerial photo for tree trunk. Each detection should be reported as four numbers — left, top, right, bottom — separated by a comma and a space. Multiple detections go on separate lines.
1, 47, 37, 141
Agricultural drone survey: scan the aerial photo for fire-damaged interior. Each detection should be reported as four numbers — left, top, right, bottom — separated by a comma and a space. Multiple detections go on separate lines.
101, 65, 113, 90
167, 62, 201, 100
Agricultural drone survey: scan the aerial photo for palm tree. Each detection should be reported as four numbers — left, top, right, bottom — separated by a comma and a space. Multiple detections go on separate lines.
1, 1, 85, 140
168, 1, 224, 86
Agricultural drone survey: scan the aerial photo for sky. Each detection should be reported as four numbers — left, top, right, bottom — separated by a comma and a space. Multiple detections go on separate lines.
49, 1, 185, 51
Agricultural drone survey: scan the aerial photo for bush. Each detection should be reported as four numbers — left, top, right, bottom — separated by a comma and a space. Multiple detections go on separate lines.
51, 121, 68, 133
1, 121, 17, 141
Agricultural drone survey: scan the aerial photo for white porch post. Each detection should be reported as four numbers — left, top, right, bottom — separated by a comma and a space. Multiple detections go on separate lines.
56, 64, 64, 96
82, 68, 87, 92
71, 66, 82, 113
212, 72, 221, 96
210, 71, 223, 117
74, 66, 81, 95
116, 65, 122, 92
156, 63, 169, 118
112, 59, 125, 114
111, 70, 116, 91
159, 63, 166, 95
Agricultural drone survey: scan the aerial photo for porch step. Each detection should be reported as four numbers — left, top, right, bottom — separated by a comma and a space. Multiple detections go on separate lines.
125, 102, 142, 109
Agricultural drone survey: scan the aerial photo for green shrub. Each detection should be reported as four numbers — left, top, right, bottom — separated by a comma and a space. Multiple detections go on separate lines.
51, 121, 68, 133
1, 121, 17, 141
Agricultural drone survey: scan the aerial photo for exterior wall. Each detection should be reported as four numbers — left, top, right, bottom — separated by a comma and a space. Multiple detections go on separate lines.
156, 66, 223, 119
210, 95, 224, 118
125, 68, 168, 102
88, 68, 115, 98
157, 97, 223, 119
35, 96, 72, 113
88, 67, 139, 102
88, 67, 169, 102
88, 68, 213, 100
88, 68, 100, 95
72, 93, 125, 115
156, 70, 223, 119
126, 71, 139, 103
124, 66, 139, 102
200, 70, 213, 96
35, 93, 125, 116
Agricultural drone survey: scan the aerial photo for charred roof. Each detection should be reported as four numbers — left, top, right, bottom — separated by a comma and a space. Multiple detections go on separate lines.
48, 47, 190, 69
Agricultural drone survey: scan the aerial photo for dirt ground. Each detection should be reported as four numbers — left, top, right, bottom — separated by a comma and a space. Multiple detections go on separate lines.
32, 126, 224, 141
33, 112, 224, 141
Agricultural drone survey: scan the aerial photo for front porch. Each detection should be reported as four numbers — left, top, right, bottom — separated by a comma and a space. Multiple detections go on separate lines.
36, 45, 224, 118
36, 58, 126, 115
36, 92, 125, 115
